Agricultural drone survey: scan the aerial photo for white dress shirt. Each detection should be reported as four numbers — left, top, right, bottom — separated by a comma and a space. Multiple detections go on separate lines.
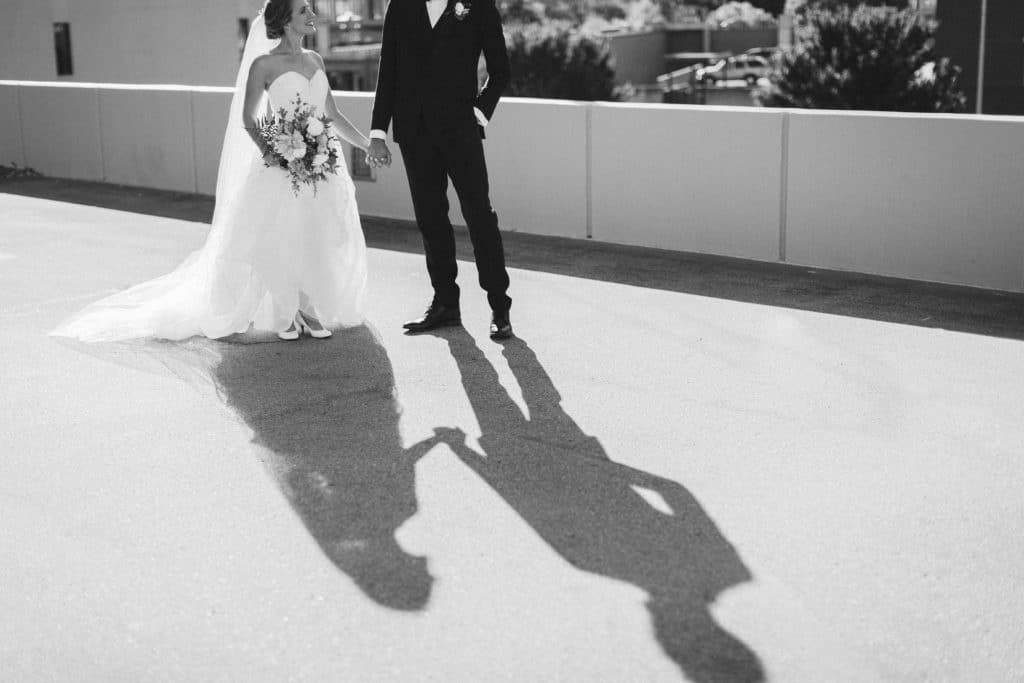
369, 0, 488, 141
425, 0, 447, 27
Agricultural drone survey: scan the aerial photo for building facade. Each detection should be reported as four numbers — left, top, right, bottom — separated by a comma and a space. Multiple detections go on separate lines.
935, 0, 1024, 115
311, 0, 383, 92
1, 1, 266, 86
0, 0, 381, 91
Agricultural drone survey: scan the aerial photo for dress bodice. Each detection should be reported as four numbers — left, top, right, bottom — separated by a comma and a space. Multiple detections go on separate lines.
268, 70, 329, 114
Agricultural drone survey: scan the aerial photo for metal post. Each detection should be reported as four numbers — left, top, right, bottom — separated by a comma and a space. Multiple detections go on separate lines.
976, 0, 988, 114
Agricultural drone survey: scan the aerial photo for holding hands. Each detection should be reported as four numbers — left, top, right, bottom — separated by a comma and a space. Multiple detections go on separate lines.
366, 138, 392, 169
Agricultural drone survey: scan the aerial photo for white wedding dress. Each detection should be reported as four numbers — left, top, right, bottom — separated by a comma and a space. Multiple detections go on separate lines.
52, 19, 366, 342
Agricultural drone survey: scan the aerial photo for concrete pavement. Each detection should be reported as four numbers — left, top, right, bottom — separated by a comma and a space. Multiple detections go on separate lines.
2, 186, 1023, 682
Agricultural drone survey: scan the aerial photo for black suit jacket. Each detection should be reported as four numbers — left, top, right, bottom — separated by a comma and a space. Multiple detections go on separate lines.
371, 0, 511, 143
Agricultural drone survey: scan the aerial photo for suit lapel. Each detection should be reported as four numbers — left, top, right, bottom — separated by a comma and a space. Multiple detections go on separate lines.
416, 0, 432, 33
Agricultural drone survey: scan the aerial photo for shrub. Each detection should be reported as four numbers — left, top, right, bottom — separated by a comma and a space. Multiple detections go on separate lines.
543, 1, 585, 23
628, 0, 666, 27
760, 6, 966, 112
706, 1, 779, 29
0, 163, 42, 179
499, 0, 543, 25
784, 0, 909, 16
505, 24, 625, 101
591, 1, 627, 21
687, 0, 786, 15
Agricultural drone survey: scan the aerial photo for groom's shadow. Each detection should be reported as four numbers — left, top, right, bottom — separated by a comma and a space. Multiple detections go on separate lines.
212, 325, 440, 610
424, 328, 764, 683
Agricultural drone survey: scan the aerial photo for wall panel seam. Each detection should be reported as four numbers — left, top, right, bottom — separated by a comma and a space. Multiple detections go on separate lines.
15, 86, 26, 167
96, 88, 106, 181
189, 91, 199, 194
585, 104, 593, 239
778, 111, 790, 262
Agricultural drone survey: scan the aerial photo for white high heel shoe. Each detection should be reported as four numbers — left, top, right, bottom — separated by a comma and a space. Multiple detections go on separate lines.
296, 311, 332, 339
277, 320, 300, 341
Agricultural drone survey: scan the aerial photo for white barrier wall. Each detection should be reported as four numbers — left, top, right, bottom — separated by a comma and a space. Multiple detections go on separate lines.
191, 89, 234, 196
99, 87, 197, 193
591, 103, 783, 261
483, 98, 589, 238
332, 93, 416, 224
0, 86, 24, 168
18, 83, 103, 181
1, 81, 1023, 293
785, 110, 1024, 292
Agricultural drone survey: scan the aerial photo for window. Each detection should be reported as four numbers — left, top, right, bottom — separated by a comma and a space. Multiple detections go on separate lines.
350, 146, 373, 181
328, 70, 365, 91
54, 23, 72, 76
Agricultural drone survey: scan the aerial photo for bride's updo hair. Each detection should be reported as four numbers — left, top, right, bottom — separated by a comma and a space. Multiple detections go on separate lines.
264, 0, 293, 39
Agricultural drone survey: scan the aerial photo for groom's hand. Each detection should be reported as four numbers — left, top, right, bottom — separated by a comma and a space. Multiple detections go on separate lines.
367, 139, 392, 168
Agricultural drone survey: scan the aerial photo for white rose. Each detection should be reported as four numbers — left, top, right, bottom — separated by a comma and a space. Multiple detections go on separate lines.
307, 118, 325, 137
312, 153, 330, 168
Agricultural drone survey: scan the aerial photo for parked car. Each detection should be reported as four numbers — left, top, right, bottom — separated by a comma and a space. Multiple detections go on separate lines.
743, 47, 781, 61
696, 55, 771, 86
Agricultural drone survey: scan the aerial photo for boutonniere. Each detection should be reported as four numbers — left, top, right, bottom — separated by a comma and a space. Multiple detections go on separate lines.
453, 1, 471, 20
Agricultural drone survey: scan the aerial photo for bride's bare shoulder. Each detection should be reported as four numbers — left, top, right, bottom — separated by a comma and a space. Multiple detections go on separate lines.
251, 53, 282, 71
249, 53, 284, 83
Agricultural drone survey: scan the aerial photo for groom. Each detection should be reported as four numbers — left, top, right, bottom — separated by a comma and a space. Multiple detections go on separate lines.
366, 0, 513, 339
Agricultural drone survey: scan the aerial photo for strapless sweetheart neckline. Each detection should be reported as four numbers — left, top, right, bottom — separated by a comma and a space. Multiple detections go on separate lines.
269, 69, 327, 90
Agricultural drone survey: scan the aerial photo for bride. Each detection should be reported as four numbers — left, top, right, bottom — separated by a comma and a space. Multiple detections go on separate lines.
52, 0, 370, 342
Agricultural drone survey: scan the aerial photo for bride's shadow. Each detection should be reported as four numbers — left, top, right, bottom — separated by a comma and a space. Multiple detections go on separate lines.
423, 328, 764, 683
212, 325, 439, 610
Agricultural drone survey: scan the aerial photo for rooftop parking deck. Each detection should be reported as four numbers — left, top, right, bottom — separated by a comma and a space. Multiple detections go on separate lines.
2, 180, 1023, 682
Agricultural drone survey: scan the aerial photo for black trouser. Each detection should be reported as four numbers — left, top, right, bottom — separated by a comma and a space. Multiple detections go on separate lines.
399, 122, 511, 313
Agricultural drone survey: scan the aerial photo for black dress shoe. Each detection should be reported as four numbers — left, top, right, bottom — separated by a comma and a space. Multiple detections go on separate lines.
489, 311, 513, 339
404, 301, 462, 333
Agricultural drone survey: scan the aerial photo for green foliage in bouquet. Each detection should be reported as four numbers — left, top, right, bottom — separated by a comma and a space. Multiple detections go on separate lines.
505, 24, 624, 101
760, 5, 966, 113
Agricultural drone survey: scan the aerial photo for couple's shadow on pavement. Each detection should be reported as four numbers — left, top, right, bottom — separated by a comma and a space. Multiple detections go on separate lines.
213, 325, 436, 610
213, 325, 763, 682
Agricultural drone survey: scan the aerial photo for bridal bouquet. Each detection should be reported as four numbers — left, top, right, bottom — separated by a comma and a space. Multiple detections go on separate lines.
255, 96, 343, 196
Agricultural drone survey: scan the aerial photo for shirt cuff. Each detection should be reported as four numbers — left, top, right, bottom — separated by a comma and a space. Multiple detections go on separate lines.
473, 108, 488, 127
369, 129, 388, 140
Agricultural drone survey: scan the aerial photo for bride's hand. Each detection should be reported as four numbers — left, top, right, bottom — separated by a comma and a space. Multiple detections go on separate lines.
367, 138, 392, 168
